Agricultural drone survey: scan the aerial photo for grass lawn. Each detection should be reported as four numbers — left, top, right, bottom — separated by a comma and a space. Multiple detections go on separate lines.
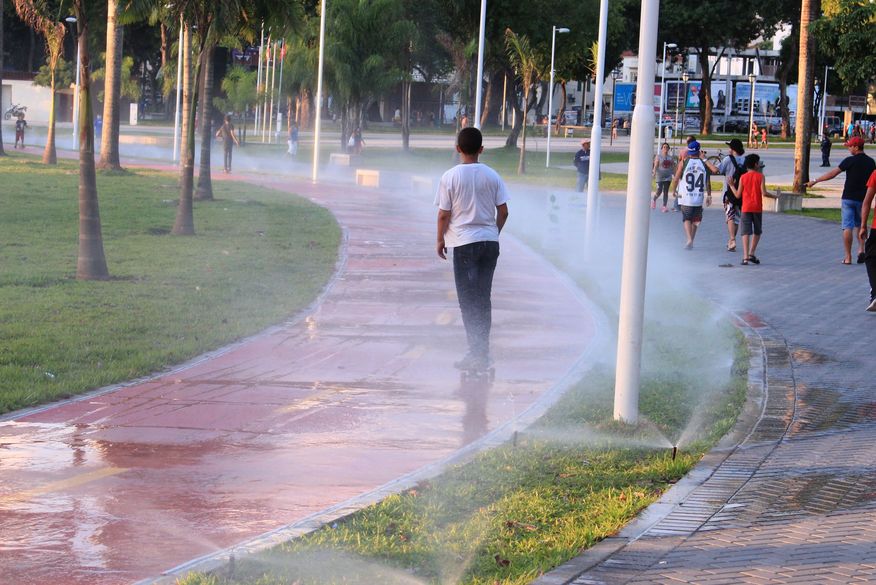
785, 208, 841, 222
0, 155, 340, 415
178, 306, 747, 584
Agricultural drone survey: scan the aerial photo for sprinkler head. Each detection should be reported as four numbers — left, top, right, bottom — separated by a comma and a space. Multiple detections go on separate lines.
671, 446, 678, 461
512, 430, 519, 447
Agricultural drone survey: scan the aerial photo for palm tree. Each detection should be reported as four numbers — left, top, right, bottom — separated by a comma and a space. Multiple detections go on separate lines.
792, 0, 820, 193
505, 28, 541, 175
194, 43, 216, 201
97, 0, 123, 170
13, 0, 67, 164
0, 0, 6, 157
173, 22, 195, 235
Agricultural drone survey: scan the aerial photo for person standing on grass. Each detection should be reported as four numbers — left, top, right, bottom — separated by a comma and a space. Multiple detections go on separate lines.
717, 138, 747, 252
733, 154, 766, 265
671, 139, 711, 249
651, 142, 676, 212
858, 169, 876, 311
14, 114, 27, 149
436, 127, 510, 370
215, 115, 240, 173
573, 138, 591, 192
807, 136, 876, 265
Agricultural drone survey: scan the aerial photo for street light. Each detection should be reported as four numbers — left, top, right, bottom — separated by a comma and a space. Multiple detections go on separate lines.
818, 66, 832, 140
609, 67, 621, 145
747, 72, 756, 147
311, 0, 327, 183
584, 0, 609, 256
473, 0, 487, 128
680, 70, 689, 139
65, 16, 80, 149
545, 26, 570, 168
657, 42, 677, 142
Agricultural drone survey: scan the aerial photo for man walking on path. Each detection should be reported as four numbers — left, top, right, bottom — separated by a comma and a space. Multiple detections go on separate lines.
671, 139, 711, 249
573, 139, 591, 192
820, 135, 832, 167
216, 115, 240, 173
717, 138, 746, 252
436, 127, 510, 370
807, 136, 876, 264
858, 169, 876, 310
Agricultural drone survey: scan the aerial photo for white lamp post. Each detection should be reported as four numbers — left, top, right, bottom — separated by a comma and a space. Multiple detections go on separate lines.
609, 67, 621, 146
680, 70, 689, 137
473, 0, 487, 128
818, 66, 831, 140
657, 42, 677, 142
172, 14, 183, 163
584, 0, 609, 255
613, 0, 660, 424
65, 16, 80, 149
747, 72, 756, 147
546, 26, 570, 168
312, 0, 327, 183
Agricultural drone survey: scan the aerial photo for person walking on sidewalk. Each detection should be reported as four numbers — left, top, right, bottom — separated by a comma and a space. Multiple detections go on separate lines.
734, 154, 766, 265
717, 138, 747, 252
671, 139, 712, 249
651, 142, 676, 212
820, 135, 832, 167
436, 127, 510, 370
215, 115, 240, 173
573, 139, 591, 192
858, 169, 876, 310
807, 136, 876, 264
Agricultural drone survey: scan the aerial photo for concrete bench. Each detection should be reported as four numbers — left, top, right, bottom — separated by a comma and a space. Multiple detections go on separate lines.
765, 190, 803, 212
329, 153, 353, 166
355, 168, 380, 187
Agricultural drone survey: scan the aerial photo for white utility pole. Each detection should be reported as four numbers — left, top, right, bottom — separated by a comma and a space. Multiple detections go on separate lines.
584, 0, 609, 253
546, 26, 570, 168
473, 0, 486, 128
613, 0, 660, 424
312, 0, 327, 183
173, 16, 183, 163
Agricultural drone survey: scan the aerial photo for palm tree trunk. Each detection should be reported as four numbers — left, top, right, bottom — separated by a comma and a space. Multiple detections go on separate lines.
173, 24, 196, 235
195, 43, 216, 201
518, 86, 530, 175
793, 0, 819, 193
0, 0, 6, 156
97, 0, 123, 170
43, 71, 57, 164
74, 1, 109, 280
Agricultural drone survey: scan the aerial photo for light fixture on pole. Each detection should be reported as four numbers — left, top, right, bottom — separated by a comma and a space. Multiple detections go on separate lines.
584, 0, 609, 256
473, 0, 487, 128
747, 72, 756, 147
613, 0, 661, 424
657, 42, 677, 142
311, 0, 327, 183
609, 67, 621, 146
680, 70, 689, 137
546, 26, 570, 168
172, 14, 183, 163
65, 16, 80, 149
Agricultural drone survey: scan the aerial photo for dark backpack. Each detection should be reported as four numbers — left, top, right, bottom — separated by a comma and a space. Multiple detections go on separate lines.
724, 156, 746, 207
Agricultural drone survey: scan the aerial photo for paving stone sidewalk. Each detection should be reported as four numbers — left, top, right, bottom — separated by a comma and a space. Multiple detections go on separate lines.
537, 199, 876, 584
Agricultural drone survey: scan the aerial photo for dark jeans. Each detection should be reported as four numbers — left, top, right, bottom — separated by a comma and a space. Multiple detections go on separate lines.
865, 230, 876, 300
224, 146, 233, 171
453, 241, 500, 359
822, 152, 830, 166
655, 180, 671, 206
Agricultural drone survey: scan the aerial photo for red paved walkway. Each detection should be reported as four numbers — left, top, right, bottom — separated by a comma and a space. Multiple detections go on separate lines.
0, 173, 597, 584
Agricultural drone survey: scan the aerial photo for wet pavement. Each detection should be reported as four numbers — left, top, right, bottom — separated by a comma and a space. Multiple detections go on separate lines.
533, 192, 876, 584
0, 174, 598, 584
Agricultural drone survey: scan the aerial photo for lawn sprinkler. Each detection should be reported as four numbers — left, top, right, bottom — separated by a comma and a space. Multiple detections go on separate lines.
671, 445, 678, 461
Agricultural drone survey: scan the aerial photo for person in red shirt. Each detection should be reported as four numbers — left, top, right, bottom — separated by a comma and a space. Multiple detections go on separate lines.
734, 153, 767, 265
858, 169, 876, 310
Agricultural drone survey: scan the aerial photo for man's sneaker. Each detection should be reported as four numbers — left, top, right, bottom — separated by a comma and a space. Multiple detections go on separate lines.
454, 353, 490, 370
661, 206, 668, 213
867, 298, 876, 312
650, 199, 656, 209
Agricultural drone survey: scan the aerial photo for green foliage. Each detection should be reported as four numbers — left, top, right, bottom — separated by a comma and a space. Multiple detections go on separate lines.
812, 0, 876, 94
0, 156, 340, 414
92, 54, 141, 101
33, 58, 74, 89
214, 64, 257, 115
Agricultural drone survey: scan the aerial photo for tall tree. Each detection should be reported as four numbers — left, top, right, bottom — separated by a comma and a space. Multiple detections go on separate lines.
505, 28, 541, 175
13, 0, 68, 163
0, 0, 6, 156
97, 0, 123, 170
792, 0, 821, 192
812, 0, 876, 97
32, 59, 73, 163
660, 0, 784, 134
173, 22, 194, 235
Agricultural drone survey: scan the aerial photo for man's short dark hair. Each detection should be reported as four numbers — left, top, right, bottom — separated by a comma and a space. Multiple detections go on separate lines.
744, 153, 761, 169
457, 127, 483, 154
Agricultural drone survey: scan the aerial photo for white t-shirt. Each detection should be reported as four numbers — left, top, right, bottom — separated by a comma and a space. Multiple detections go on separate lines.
435, 162, 510, 248
678, 158, 708, 207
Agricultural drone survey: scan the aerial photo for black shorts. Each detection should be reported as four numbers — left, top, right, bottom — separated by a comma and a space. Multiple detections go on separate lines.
680, 205, 703, 223
740, 212, 763, 236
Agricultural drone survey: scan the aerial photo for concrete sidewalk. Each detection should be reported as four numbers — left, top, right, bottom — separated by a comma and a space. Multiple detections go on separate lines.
535, 196, 876, 584
0, 170, 602, 584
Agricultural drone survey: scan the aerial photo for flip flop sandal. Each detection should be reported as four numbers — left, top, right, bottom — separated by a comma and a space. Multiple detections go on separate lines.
841, 259, 852, 265
741, 259, 749, 265
749, 255, 760, 264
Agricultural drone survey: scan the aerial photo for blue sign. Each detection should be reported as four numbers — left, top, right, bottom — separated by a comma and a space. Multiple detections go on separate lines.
614, 83, 636, 112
